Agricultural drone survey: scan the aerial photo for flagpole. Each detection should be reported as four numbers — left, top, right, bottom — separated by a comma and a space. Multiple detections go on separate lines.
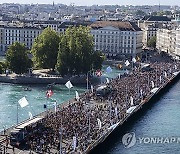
59, 128, 62, 154
109, 100, 112, 125
87, 72, 88, 90
125, 85, 128, 115
17, 102, 18, 124
88, 111, 91, 135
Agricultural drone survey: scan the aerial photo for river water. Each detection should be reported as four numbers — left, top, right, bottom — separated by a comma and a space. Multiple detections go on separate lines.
92, 79, 180, 154
0, 65, 123, 132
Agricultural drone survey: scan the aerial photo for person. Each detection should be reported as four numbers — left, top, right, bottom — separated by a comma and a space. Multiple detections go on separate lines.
12, 146, 15, 153
5, 136, 9, 152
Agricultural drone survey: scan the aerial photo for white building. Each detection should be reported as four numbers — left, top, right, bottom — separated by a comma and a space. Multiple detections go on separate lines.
90, 21, 143, 57
0, 21, 89, 55
0, 24, 42, 55
156, 26, 180, 58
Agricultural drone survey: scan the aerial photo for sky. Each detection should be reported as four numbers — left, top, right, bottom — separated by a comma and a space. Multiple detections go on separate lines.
0, 0, 179, 6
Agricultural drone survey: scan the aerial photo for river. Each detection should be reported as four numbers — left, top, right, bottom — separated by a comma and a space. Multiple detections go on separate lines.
0, 64, 123, 132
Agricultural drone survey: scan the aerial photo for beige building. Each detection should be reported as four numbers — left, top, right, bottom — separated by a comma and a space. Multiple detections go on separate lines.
138, 16, 171, 47
90, 21, 143, 57
156, 26, 180, 58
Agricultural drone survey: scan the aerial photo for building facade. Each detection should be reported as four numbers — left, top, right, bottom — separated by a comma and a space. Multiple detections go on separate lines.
90, 21, 143, 57
0, 21, 143, 57
138, 16, 171, 47
0, 24, 42, 55
0, 21, 90, 55
156, 26, 180, 58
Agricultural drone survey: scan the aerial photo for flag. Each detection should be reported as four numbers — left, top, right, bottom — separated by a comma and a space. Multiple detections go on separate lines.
106, 78, 110, 84
175, 65, 177, 70
160, 76, 162, 83
91, 85, 94, 93
97, 118, 102, 130
28, 112, 33, 119
132, 57, 136, 63
106, 66, 112, 73
43, 104, 47, 109
65, 81, 73, 89
54, 101, 57, 113
18, 97, 29, 108
117, 64, 122, 69
75, 91, 80, 101
130, 96, 134, 106
115, 106, 118, 117
95, 70, 102, 77
140, 89, 143, 96
46, 89, 53, 98
151, 81, 155, 88
125, 60, 130, 66
137, 56, 140, 61
118, 73, 121, 79
72, 136, 77, 151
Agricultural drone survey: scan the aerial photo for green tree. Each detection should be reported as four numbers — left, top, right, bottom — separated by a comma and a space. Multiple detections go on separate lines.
0, 61, 7, 74
147, 36, 156, 49
92, 51, 105, 71
0, 63, 3, 74
135, 10, 147, 16
6, 42, 32, 74
31, 27, 60, 70
56, 26, 104, 76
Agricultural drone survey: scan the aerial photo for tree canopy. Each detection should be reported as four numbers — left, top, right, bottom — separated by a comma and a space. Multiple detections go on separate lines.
147, 36, 156, 49
6, 42, 32, 74
56, 26, 104, 76
135, 10, 147, 17
31, 27, 60, 70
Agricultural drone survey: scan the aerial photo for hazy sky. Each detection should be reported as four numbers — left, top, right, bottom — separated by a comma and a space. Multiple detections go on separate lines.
0, 0, 179, 6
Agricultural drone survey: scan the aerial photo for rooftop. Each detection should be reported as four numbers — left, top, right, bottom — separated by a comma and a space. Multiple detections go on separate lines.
142, 16, 171, 21
90, 21, 141, 31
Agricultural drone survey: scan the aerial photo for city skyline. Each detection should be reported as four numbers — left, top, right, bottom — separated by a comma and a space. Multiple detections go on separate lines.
0, 0, 179, 6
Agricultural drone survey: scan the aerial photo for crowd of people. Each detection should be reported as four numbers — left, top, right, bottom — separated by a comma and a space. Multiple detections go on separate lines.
13, 55, 180, 153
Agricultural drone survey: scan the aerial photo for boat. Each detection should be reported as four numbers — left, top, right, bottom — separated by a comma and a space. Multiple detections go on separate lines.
24, 87, 32, 91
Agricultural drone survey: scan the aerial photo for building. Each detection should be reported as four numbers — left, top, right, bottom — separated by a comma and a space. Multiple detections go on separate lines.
175, 27, 180, 57
0, 21, 90, 55
0, 24, 42, 55
90, 21, 143, 57
0, 20, 143, 57
156, 26, 180, 58
138, 16, 171, 47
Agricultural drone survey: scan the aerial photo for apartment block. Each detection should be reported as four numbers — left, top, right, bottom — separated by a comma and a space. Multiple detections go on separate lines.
90, 21, 143, 57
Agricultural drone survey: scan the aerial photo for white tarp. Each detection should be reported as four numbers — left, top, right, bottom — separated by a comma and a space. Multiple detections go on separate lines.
150, 87, 159, 94
126, 106, 137, 114
75, 91, 80, 101
108, 122, 120, 130
173, 71, 180, 76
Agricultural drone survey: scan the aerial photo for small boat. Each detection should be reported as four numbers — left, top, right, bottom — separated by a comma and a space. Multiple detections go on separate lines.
24, 87, 32, 91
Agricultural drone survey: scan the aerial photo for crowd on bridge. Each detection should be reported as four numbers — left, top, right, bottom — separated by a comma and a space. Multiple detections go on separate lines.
9, 55, 180, 153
